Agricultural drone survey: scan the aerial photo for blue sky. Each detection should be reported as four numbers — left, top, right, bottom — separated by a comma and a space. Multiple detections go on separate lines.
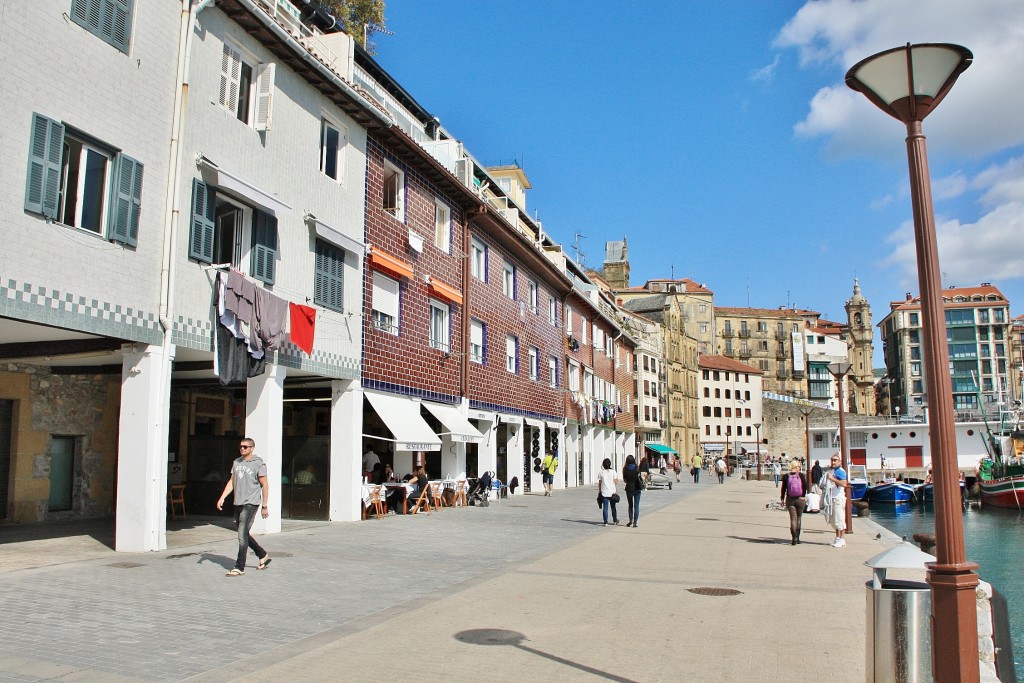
372, 0, 1024, 360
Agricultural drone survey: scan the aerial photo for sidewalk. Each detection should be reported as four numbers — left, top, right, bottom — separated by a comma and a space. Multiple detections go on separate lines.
0, 477, 899, 682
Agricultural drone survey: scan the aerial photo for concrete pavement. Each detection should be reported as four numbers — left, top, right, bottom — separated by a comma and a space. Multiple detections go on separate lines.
0, 475, 902, 682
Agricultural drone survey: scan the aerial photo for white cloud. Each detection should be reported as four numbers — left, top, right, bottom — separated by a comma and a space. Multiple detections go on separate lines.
974, 155, 1024, 207
777, 0, 1024, 158
751, 55, 781, 85
931, 172, 969, 201
869, 195, 893, 210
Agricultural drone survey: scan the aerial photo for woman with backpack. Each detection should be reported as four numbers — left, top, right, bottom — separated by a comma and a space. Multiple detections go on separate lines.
780, 460, 808, 545
622, 455, 643, 528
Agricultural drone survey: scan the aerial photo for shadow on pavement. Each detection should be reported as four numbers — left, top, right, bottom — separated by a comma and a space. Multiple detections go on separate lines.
727, 535, 787, 544
454, 629, 637, 683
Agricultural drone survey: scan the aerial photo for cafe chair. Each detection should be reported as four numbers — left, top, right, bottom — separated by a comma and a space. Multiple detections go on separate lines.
168, 483, 186, 520
453, 479, 467, 507
409, 485, 433, 515
429, 482, 444, 510
367, 485, 387, 519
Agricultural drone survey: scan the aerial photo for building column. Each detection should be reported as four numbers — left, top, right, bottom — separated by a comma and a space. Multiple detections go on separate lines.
246, 362, 285, 534
115, 343, 173, 552
330, 379, 362, 522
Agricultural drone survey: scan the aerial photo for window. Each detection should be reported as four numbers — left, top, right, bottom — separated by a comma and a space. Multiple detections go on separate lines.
549, 297, 557, 326
699, 304, 707, 313
188, 180, 276, 282
219, 42, 274, 130
434, 200, 450, 252
584, 369, 594, 396
581, 319, 588, 346
382, 160, 405, 221
704, 387, 710, 397
568, 360, 580, 392
71, 0, 132, 53
909, 312, 919, 326
528, 346, 539, 380
505, 335, 518, 373
566, 305, 574, 334
549, 356, 558, 388
503, 262, 516, 299
372, 272, 399, 334
758, 321, 767, 332
429, 299, 450, 352
25, 113, 142, 246
320, 119, 346, 182
528, 280, 538, 313
471, 238, 487, 281
313, 239, 344, 311
700, 324, 708, 334
470, 319, 485, 364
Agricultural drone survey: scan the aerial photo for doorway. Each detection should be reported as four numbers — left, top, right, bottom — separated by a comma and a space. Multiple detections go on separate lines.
48, 436, 78, 513
0, 400, 12, 519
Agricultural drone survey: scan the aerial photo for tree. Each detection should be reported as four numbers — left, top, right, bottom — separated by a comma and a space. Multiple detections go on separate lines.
318, 0, 386, 53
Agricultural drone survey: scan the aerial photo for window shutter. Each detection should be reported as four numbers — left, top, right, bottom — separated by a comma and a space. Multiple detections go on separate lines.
71, 0, 132, 52
372, 272, 399, 319
251, 210, 277, 284
219, 43, 242, 110
110, 153, 143, 246
188, 178, 215, 263
24, 113, 64, 218
314, 239, 344, 311
108, 0, 132, 52
254, 62, 275, 131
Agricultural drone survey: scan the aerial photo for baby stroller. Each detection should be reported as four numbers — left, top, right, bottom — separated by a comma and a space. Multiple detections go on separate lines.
468, 471, 493, 507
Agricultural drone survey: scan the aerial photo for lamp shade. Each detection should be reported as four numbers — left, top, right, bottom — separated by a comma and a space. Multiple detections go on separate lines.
828, 362, 852, 376
846, 43, 972, 123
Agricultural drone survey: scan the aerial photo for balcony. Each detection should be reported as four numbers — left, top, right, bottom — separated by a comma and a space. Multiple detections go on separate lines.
739, 329, 751, 338
722, 329, 734, 338
739, 349, 752, 359
775, 331, 786, 340
776, 369, 789, 379
776, 350, 787, 359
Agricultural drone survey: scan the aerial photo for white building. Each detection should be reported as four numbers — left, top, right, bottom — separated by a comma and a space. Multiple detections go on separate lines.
698, 355, 764, 458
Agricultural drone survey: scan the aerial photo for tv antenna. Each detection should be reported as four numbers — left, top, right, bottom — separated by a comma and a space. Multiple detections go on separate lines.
573, 233, 587, 267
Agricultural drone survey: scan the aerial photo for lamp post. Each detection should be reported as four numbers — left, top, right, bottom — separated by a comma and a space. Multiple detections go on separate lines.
827, 362, 853, 533
798, 406, 814, 476
846, 43, 978, 682
754, 422, 762, 481
881, 377, 895, 422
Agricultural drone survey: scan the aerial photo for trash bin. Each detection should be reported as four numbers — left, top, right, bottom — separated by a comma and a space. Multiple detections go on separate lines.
864, 542, 935, 682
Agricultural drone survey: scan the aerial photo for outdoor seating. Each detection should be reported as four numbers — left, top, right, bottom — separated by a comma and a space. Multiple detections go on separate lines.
168, 483, 186, 520
367, 485, 386, 519
429, 482, 444, 509
408, 484, 433, 515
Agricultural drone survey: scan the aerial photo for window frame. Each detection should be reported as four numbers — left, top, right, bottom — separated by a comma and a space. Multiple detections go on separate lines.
471, 238, 487, 281
470, 318, 485, 364
549, 356, 559, 388
528, 346, 539, 380
434, 199, 451, 253
528, 280, 539, 313
320, 117, 347, 183
313, 238, 344, 312
382, 159, 405, 221
503, 262, 516, 299
371, 271, 400, 335
219, 41, 274, 130
505, 335, 518, 374
429, 298, 450, 352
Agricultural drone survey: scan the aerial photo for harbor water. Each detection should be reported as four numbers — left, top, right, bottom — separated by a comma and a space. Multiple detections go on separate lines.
869, 502, 1023, 681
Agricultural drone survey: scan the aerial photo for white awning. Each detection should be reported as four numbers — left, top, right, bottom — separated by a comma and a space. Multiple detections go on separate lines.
524, 417, 544, 429
499, 414, 523, 426
305, 212, 365, 256
365, 392, 441, 452
197, 154, 292, 216
467, 409, 495, 423
545, 420, 563, 431
422, 402, 484, 443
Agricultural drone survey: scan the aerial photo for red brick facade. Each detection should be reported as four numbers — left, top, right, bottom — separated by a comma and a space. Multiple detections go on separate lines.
466, 226, 565, 420
563, 292, 633, 429
361, 136, 465, 401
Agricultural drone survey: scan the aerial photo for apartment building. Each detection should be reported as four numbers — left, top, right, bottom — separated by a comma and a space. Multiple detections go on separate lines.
616, 278, 716, 354
620, 310, 666, 452
698, 355, 764, 459
879, 284, 1012, 418
715, 307, 806, 397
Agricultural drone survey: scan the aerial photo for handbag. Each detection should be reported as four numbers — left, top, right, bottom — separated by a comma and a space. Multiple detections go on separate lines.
611, 493, 620, 504
637, 474, 647, 491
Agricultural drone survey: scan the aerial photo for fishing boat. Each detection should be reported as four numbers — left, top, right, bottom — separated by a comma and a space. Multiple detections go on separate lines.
868, 481, 919, 504
849, 464, 868, 501
917, 480, 966, 503
978, 422, 1024, 509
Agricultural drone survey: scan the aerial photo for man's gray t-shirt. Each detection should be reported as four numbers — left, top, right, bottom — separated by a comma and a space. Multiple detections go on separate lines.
231, 456, 267, 506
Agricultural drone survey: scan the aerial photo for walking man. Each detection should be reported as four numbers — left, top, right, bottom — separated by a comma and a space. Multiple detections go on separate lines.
217, 437, 271, 576
715, 455, 727, 484
691, 453, 702, 484
823, 452, 849, 548
541, 451, 558, 496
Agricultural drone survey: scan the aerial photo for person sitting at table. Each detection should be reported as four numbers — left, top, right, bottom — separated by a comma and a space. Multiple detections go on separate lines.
404, 467, 430, 512
295, 463, 317, 485
379, 463, 395, 484
369, 462, 383, 485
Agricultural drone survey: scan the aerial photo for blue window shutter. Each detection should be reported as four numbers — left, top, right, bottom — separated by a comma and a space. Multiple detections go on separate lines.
24, 113, 64, 218
110, 153, 143, 246
188, 178, 215, 263
314, 239, 344, 311
251, 210, 277, 284
71, 0, 132, 53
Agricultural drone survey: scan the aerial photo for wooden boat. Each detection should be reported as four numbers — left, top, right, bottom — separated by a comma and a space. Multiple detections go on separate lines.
917, 480, 966, 503
978, 427, 1024, 509
868, 481, 919, 504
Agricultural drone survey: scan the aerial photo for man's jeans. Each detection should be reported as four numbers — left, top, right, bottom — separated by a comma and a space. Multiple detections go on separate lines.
626, 490, 641, 524
233, 504, 267, 571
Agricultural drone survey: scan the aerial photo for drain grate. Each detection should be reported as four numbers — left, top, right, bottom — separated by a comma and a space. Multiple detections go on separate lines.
688, 586, 743, 597
107, 562, 146, 569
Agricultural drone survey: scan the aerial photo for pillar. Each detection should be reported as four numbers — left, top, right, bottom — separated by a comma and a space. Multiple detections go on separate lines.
246, 362, 285, 534
329, 379, 362, 521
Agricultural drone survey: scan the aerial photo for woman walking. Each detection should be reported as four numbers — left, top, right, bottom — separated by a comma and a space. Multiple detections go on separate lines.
622, 455, 642, 528
780, 459, 808, 545
597, 458, 619, 526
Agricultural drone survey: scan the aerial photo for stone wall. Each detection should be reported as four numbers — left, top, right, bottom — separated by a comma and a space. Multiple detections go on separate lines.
761, 398, 889, 464
1, 364, 120, 522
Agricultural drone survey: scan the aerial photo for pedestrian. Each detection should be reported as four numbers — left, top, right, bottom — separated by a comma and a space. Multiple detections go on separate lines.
622, 455, 642, 528
691, 453, 702, 483
810, 459, 823, 492
823, 452, 849, 548
672, 456, 682, 482
658, 454, 668, 475
217, 437, 272, 576
772, 460, 781, 487
780, 460, 808, 545
715, 456, 727, 484
597, 458, 619, 526
541, 452, 558, 496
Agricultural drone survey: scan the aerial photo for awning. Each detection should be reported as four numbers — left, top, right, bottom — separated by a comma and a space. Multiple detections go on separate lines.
197, 155, 292, 216
644, 443, 678, 455
422, 402, 484, 443
305, 212, 364, 256
524, 417, 544, 429
369, 248, 414, 280
545, 420, 562, 431
467, 409, 495, 423
499, 414, 523, 426
426, 276, 463, 305
364, 392, 441, 452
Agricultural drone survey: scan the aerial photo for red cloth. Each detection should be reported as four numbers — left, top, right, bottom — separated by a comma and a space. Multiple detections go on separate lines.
289, 303, 317, 355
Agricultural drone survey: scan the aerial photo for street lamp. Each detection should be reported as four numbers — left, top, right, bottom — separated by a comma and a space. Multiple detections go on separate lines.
846, 43, 978, 682
827, 362, 853, 533
798, 406, 814, 477
754, 422, 762, 481
881, 377, 895, 422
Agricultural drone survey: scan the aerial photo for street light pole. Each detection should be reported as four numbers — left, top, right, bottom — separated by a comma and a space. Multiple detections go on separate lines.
846, 43, 978, 682
828, 362, 853, 532
754, 422, 762, 481
798, 406, 814, 476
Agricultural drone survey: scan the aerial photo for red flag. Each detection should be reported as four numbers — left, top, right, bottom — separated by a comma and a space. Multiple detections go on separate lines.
289, 303, 317, 354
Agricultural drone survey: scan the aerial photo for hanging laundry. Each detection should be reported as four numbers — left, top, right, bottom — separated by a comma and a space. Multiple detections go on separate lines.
253, 286, 288, 353
215, 321, 265, 385
289, 302, 317, 355
221, 270, 256, 340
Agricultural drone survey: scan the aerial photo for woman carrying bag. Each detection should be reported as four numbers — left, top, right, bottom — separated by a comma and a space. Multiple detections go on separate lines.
780, 460, 809, 545
622, 455, 643, 528
597, 458, 620, 526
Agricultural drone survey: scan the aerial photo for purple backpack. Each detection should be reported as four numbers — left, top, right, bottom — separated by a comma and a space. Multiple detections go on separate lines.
786, 473, 804, 498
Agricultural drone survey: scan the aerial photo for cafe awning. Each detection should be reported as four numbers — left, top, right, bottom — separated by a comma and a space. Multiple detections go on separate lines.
644, 443, 678, 455
422, 402, 484, 443
365, 391, 441, 452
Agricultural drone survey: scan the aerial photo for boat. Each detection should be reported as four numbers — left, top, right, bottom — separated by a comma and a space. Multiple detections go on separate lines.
849, 464, 868, 501
867, 481, 919, 504
917, 480, 966, 503
977, 422, 1024, 509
